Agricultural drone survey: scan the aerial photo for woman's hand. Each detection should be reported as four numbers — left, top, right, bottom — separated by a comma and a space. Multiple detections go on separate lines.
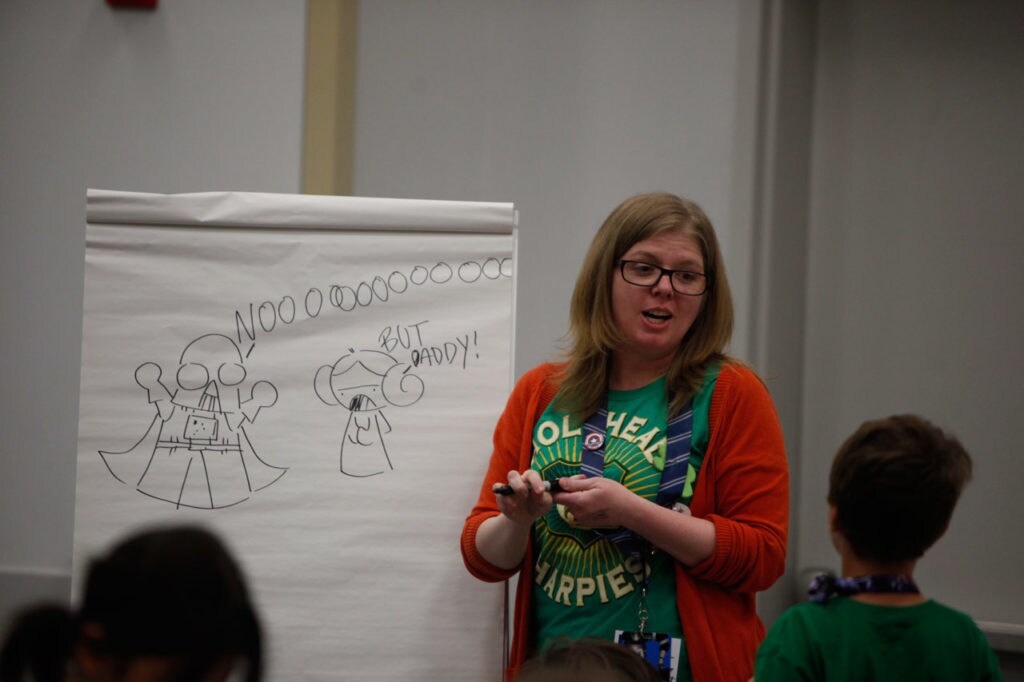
554, 474, 716, 567
550, 475, 639, 529
475, 469, 553, 570
493, 469, 555, 526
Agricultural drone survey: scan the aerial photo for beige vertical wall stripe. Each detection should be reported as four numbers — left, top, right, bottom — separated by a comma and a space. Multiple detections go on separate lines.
302, 0, 357, 195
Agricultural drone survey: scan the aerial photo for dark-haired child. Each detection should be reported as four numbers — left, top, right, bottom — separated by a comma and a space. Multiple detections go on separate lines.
0, 524, 263, 682
754, 414, 1003, 681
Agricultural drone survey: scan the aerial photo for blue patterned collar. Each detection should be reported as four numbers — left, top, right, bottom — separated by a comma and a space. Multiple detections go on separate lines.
808, 572, 919, 604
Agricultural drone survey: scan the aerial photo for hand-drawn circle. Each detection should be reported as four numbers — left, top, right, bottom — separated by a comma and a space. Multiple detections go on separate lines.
331, 285, 358, 311
258, 301, 278, 332
482, 258, 502, 280
313, 364, 338, 405
500, 258, 513, 278
355, 281, 375, 307
430, 262, 453, 284
177, 363, 209, 390
371, 275, 390, 302
382, 364, 425, 407
410, 265, 429, 285
135, 362, 162, 386
218, 362, 246, 387
251, 380, 279, 407
388, 271, 409, 294
458, 261, 482, 283
278, 296, 297, 324
305, 288, 324, 317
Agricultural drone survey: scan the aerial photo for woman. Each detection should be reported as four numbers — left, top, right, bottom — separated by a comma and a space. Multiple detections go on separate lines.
460, 192, 789, 681
0, 525, 263, 682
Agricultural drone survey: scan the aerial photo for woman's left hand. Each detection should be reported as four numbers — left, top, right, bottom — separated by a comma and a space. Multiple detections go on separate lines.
551, 475, 641, 529
553, 474, 717, 566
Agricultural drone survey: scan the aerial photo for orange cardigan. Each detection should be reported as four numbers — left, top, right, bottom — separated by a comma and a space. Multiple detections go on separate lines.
460, 362, 789, 681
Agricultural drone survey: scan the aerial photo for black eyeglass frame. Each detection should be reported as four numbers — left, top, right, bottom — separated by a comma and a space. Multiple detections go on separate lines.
618, 259, 710, 296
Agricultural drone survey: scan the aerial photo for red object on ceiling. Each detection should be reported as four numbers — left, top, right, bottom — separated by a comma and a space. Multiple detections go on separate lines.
107, 0, 158, 8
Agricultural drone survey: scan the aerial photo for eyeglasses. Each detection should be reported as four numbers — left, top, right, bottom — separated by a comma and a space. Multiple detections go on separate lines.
618, 260, 709, 296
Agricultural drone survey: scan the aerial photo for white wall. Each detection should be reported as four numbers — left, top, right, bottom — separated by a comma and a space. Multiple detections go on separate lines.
352, 1, 764, 374
800, 0, 1024, 643
0, 0, 305, 617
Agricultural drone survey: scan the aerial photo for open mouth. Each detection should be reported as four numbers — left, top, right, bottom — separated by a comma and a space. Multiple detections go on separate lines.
643, 310, 672, 321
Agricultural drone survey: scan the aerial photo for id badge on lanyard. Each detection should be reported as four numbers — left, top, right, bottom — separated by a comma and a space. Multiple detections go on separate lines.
581, 394, 693, 681
615, 629, 681, 681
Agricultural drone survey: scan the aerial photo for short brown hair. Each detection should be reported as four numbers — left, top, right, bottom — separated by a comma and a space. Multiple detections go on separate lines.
828, 414, 973, 563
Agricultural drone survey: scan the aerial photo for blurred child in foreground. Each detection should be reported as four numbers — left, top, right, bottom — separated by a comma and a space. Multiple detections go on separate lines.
0, 524, 262, 682
518, 638, 663, 682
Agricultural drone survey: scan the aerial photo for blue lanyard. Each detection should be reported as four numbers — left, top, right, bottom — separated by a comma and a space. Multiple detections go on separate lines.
808, 572, 920, 604
579, 395, 694, 559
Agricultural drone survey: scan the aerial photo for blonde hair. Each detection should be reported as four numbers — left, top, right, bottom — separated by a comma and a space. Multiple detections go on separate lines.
554, 192, 734, 418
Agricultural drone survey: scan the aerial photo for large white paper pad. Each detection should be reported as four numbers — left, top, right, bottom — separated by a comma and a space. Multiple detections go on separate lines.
74, 190, 515, 681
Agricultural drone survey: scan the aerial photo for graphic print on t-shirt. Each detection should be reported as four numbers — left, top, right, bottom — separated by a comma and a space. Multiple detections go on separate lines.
531, 377, 695, 646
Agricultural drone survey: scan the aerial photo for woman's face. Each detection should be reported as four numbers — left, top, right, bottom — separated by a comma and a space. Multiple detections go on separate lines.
610, 230, 705, 371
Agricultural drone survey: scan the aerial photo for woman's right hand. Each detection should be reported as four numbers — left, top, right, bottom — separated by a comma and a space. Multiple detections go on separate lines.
493, 469, 554, 526
475, 469, 551, 570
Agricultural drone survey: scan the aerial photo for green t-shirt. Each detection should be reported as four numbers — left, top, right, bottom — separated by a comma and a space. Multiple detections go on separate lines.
755, 597, 1005, 682
530, 371, 718, 680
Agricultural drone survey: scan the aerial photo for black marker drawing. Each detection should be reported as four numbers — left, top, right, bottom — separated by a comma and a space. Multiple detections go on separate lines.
233, 256, 512, 351
314, 349, 425, 477
99, 333, 287, 509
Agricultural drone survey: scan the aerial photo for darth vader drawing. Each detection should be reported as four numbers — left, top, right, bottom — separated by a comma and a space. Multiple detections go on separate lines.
100, 334, 286, 509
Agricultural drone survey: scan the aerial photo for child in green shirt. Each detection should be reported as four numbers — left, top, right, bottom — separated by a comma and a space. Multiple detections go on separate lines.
755, 414, 1003, 681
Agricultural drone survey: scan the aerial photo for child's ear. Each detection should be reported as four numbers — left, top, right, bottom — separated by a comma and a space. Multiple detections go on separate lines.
828, 505, 839, 532
827, 505, 846, 554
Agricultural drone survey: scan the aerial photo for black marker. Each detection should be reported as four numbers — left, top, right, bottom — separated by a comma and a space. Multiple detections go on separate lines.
493, 479, 564, 496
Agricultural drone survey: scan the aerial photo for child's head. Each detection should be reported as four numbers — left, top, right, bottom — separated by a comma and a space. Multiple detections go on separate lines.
516, 638, 662, 682
828, 414, 972, 564
77, 524, 263, 680
0, 524, 263, 682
